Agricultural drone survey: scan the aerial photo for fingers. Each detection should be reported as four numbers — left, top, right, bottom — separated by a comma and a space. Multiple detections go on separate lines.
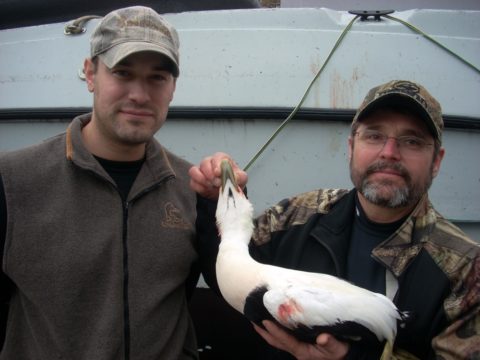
253, 321, 350, 360
253, 322, 290, 351
188, 168, 216, 199
262, 320, 298, 347
253, 321, 303, 356
313, 333, 350, 359
315, 333, 330, 346
189, 152, 248, 199
198, 155, 222, 188
252, 322, 274, 343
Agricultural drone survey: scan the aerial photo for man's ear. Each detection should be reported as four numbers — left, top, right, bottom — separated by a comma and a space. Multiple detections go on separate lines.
348, 136, 354, 161
84, 58, 95, 93
170, 77, 177, 102
432, 147, 445, 178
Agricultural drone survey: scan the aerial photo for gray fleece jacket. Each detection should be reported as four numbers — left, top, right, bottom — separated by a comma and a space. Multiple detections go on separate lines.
0, 114, 199, 360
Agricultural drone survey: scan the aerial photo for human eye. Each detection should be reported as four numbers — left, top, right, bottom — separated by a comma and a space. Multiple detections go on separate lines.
150, 70, 172, 83
152, 73, 168, 82
400, 136, 424, 149
362, 130, 385, 144
111, 68, 131, 79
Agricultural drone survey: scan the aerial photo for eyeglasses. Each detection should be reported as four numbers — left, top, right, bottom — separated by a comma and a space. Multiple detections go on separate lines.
355, 129, 434, 154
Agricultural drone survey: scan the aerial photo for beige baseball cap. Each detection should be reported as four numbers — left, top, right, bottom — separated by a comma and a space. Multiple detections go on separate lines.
90, 6, 180, 77
352, 80, 444, 142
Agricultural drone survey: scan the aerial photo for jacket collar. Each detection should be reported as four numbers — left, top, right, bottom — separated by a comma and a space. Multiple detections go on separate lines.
65, 114, 176, 198
309, 189, 357, 276
310, 188, 436, 277
373, 193, 435, 277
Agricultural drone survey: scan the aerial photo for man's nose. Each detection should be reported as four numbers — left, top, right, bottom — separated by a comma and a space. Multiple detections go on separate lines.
128, 81, 150, 103
379, 137, 402, 159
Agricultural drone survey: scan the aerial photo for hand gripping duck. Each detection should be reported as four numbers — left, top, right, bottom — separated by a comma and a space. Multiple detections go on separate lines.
215, 159, 406, 359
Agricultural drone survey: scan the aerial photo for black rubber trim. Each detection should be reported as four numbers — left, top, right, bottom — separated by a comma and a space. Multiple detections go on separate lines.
0, 107, 479, 130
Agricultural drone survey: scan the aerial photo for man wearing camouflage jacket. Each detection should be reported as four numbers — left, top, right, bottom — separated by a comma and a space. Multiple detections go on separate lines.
191, 80, 480, 359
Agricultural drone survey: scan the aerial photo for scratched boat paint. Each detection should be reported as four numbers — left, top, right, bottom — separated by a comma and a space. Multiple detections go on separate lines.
0, 8, 479, 238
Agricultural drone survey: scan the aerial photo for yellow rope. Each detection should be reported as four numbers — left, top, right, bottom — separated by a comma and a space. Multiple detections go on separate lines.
385, 14, 480, 74
243, 12, 480, 172
243, 15, 360, 171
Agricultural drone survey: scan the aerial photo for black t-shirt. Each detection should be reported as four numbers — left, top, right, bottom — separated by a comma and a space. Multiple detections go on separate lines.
94, 156, 144, 201
346, 195, 406, 294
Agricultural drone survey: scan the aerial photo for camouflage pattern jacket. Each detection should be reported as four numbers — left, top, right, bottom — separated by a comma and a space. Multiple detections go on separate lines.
250, 188, 480, 360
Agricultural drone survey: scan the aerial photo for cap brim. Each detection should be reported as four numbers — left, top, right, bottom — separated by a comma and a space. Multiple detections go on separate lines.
99, 42, 179, 77
356, 94, 439, 140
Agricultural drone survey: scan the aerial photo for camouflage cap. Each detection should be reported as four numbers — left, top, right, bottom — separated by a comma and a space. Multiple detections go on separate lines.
90, 6, 180, 77
352, 80, 444, 142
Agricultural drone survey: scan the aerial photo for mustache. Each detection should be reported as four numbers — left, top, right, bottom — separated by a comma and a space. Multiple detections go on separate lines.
365, 161, 410, 181
117, 103, 156, 113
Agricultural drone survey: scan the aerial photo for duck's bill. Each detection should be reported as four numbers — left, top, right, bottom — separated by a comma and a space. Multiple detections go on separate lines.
220, 159, 238, 189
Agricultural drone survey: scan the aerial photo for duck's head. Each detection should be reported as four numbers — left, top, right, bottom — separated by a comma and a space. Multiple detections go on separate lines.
216, 159, 254, 239
220, 159, 239, 192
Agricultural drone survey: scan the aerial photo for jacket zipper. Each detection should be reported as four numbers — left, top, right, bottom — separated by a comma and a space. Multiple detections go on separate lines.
310, 232, 342, 276
120, 176, 174, 360
123, 200, 131, 360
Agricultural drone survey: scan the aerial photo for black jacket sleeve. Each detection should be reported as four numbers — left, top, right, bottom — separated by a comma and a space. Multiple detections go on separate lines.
0, 174, 13, 350
0, 175, 6, 266
195, 194, 221, 294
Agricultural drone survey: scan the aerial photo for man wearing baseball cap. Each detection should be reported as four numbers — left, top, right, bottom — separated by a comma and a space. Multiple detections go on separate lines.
89, 5, 180, 77
191, 80, 480, 359
0, 6, 249, 360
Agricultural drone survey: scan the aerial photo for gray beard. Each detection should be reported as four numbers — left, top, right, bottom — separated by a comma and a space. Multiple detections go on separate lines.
360, 180, 410, 208
351, 160, 433, 209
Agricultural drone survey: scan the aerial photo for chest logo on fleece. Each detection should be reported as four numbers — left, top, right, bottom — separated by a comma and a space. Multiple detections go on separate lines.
161, 202, 191, 230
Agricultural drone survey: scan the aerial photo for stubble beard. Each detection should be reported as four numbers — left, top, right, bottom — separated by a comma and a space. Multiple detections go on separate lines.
99, 105, 162, 146
115, 123, 155, 145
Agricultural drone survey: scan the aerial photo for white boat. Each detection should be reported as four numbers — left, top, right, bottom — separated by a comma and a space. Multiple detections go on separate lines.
1, 4, 479, 358
1, 5, 479, 238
